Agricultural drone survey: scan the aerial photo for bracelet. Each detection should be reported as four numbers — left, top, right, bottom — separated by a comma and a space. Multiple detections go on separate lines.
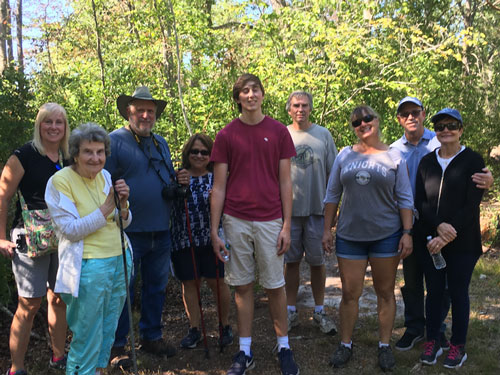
402, 228, 413, 236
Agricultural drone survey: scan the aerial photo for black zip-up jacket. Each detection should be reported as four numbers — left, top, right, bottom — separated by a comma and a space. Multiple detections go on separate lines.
414, 147, 485, 256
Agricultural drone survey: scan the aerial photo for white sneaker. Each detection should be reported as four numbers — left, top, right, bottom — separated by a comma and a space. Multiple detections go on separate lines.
287, 310, 299, 332
313, 310, 337, 335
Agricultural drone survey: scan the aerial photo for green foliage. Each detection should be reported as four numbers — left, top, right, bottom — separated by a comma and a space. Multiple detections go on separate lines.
17, 0, 500, 164
0, 67, 34, 164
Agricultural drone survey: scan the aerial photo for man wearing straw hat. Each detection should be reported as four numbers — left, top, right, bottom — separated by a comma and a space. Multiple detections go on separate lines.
106, 86, 189, 367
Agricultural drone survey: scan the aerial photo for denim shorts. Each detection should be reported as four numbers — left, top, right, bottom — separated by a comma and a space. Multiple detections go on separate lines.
335, 229, 402, 260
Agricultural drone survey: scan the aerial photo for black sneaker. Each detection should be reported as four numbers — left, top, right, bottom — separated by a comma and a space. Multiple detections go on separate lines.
277, 348, 299, 375
181, 327, 202, 349
378, 346, 395, 372
109, 346, 133, 369
439, 332, 450, 351
420, 340, 443, 365
329, 343, 352, 368
443, 344, 467, 368
221, 325, 234, 347
395, 330, 424, 351
140, 338, 177, 357
227, 351, 255, 375
49, 355, 67, 370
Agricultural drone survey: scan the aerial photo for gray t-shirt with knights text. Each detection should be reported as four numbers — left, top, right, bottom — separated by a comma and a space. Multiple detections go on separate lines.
288, 123, 338, 216
324, 146, 413, 241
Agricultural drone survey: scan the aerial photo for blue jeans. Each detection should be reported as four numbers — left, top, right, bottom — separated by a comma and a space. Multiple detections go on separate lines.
114, 231, 172, 347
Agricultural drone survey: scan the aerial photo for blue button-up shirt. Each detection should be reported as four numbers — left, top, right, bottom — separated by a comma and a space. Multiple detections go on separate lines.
390, 128, 441, 197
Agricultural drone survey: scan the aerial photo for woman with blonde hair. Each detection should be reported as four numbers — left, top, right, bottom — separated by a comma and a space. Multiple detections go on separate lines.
0, 103, 70, 375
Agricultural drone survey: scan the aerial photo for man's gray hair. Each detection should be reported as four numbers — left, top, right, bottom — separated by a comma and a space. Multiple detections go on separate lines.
286, 91, 313, 112
69, 122, 111, 163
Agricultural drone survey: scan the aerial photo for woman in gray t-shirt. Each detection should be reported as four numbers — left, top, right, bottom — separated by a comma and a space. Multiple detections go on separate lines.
322, 105, 413, 371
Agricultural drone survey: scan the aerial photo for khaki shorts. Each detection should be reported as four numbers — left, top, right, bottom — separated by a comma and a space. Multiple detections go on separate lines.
222, 214, 285, 289
285, 215, 325, 266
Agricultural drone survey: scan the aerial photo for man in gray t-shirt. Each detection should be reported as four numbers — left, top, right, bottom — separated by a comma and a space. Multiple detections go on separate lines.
284, 91, 338, 335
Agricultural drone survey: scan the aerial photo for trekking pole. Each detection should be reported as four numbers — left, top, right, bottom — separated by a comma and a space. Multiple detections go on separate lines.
184, 197, 210, 359
214, 255, 225, 353
113, 177, 138, 375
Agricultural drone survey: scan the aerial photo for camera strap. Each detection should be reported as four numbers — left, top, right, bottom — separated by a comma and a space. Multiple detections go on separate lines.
128, 127, 176, 187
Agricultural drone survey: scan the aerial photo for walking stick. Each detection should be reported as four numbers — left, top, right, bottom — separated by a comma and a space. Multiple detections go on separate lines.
184, 197, 210, 359
214, 255, 225, 353
112, 175, 138, 375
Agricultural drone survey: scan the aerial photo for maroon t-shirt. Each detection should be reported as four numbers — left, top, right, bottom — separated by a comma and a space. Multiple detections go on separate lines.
211, 116, 296, 221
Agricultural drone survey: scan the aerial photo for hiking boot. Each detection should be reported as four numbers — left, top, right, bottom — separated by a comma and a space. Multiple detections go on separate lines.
312, 310, 337, 335
49, 355, 67, 370
277, 348, 299, 375
395, 330, 424, 351
329, 343, 352, 368
420, 340, 443, 365
140, 338, 177, 357
5, 370, 28, 375
443, 344, 467, 368
221, 325, 234, 347
110, 346, 132, 369
227, 350, 255, 375
287, 310, 299, 332
378, 346, 395, 372
440, 332, 450, 351
181, 327, 202, 349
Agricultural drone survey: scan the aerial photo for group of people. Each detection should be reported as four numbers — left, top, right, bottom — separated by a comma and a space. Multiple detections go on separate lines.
0, 73, 492, 375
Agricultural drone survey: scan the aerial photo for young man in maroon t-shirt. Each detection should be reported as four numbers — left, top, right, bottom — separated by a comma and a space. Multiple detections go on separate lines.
210, 73, 299, 375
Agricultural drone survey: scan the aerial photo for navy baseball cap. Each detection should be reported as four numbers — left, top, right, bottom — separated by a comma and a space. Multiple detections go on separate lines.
430, 108, 463, 124
397, 96, 423, 113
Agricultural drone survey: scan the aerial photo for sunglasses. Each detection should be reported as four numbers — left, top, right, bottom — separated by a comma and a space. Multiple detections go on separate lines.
352, 114, 376, 128
398, 109, 422, 118
190, 148, 210, 156
434, 121, 462, 132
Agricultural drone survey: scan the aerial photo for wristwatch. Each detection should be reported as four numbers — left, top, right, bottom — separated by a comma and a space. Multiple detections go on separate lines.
402, 228, 413, 236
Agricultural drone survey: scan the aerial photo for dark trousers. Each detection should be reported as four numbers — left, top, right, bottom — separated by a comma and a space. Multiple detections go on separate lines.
421, 249, 479, 345
401, 241, 450, 335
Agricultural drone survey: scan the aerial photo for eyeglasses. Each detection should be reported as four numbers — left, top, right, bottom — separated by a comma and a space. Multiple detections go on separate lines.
398, 109, 422, 118
434, 121, 462, 132
352, 114, 376, 128
190, 148, 210, 156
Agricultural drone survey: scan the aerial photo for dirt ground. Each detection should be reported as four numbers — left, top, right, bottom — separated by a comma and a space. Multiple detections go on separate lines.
1, 242, 499, 374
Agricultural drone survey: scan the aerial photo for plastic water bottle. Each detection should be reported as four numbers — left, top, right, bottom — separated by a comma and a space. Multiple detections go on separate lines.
427, 235, 446, 269
221, 243, 230, 262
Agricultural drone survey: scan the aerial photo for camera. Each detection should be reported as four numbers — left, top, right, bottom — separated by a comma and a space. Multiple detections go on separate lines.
162, 183, 189, 201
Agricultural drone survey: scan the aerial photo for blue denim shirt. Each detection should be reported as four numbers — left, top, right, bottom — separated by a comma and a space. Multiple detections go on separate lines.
390, 128, 441, 197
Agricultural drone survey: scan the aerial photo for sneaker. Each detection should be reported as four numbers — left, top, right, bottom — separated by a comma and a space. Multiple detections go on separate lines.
420, 340, 443, 365
440, 332, 450, 351
227, 351, 255, 375
443, 344, 467, 368
181, 327, 202, 349
140, 338, 177, 357
110, 346, 133, 369
287, 310, 299, 332
329, 343, 352, 368
5, 370, 28, 375
277, 348, 299, 375
395, 330, 424, 351
378, 346, 395, 372
49, 354, 67, 370
312, 310, 337, 335
221, 325, 234, 347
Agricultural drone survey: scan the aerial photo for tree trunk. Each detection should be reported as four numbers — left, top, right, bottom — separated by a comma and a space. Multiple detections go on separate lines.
5, 0, 13, 63
0, 0, 8, 72
16, 0, 23, 72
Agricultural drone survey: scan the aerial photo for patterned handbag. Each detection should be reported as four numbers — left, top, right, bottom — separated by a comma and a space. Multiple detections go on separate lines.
18, 191, 58, 257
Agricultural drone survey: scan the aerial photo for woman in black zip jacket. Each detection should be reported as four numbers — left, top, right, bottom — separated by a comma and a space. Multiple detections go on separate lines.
414, 108, 485, 369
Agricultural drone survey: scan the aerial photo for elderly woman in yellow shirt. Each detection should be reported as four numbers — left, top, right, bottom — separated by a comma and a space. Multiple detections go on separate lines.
45, 122, 132, 375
